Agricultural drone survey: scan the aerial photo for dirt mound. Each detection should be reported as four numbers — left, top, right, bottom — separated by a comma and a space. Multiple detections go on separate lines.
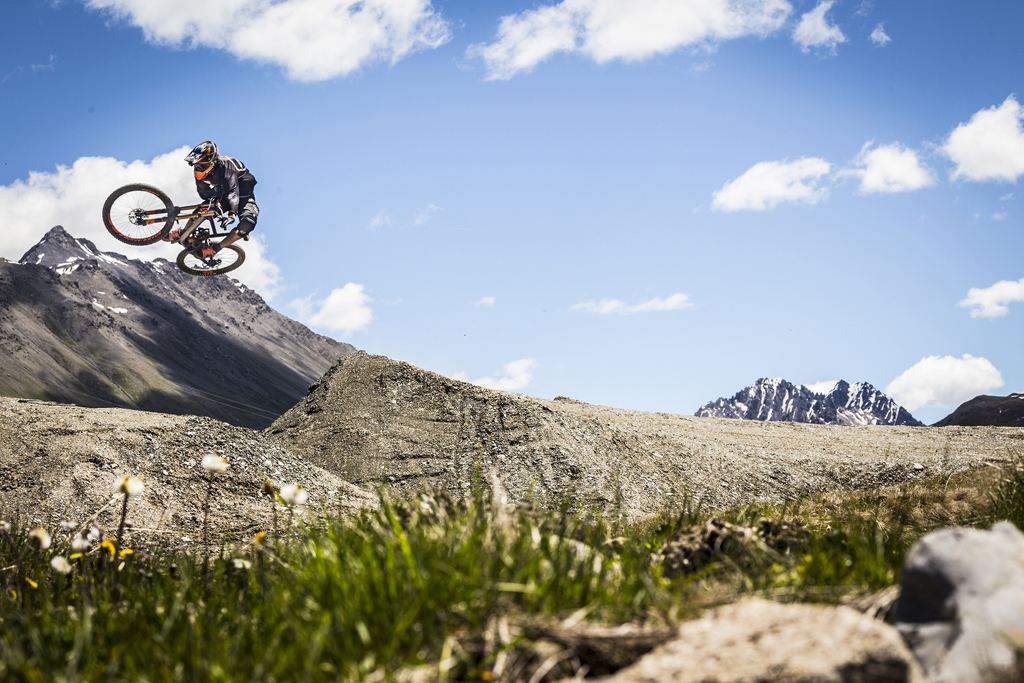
268, 352, 1024, 519
0, 397, 374, 546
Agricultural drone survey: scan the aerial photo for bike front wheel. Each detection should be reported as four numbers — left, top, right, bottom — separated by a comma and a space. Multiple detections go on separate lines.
102, 184, 173, 245
176, 245, 246, 276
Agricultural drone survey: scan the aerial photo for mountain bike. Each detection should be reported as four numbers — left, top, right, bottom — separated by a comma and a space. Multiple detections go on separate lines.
102, 183, 246, 276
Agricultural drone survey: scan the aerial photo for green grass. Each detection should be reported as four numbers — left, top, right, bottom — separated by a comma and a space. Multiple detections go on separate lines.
0, 460, 1018, 682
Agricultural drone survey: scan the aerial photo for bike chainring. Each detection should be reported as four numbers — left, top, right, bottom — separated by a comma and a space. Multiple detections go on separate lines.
182, 228, 210, 250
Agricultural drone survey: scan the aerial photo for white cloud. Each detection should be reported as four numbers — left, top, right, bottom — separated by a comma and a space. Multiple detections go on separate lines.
229, 234, 282, 297
841, 141, 935, 194
885, 354, 1004, 411
2, 54, 57, 84
993, 212, 1009, 221
869, 23, 890, 46
802, 380, 838, 395
467, 0, 792, 80
369, 204, 440, 229
958, 278, 1024, 318
711, 157, 832, 211
474, 296, 496, 307
792, 1, 847, 54
472, 358, 537, 391
368, 210, 391, 231
412, 203, 441, 226
84, 0, 451, 82
572, 293, 692, 315
942, 96, 1024, 182
290, 283, 373, 337
0, 148, 279, 295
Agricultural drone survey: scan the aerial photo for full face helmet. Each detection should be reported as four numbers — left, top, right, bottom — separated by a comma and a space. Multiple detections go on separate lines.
185, 141, 219, 179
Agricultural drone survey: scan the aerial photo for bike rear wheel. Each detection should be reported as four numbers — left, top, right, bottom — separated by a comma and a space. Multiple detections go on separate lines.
102, 184, 173, 245
176, 245, 245, 276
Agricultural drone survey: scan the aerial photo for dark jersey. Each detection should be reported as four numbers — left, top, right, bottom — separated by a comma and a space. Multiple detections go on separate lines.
195, 156, 257, 214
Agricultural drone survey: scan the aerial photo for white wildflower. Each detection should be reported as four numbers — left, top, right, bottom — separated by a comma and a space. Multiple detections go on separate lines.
28, 527, 51, 550
202, 454, 229, 473
71, 535, 90, 551
279, 484, 308, 506
115, 476, 144, 496
50, 556, 73, 574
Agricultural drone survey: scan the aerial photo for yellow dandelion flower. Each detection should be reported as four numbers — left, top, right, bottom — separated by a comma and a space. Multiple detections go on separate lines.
254, 532, 267, 544
100, 539, 117, 556
25, 578, 38, 589
69, 553, 84, 560
119, 548, 134, 558
7, 588, 16, 600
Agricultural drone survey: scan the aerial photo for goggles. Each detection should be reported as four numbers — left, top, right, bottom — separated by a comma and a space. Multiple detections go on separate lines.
191, 159, 216, 179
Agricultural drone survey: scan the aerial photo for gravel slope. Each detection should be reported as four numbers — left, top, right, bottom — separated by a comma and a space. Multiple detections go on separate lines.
0, 397, 375, 547
270, 352, 1024, 519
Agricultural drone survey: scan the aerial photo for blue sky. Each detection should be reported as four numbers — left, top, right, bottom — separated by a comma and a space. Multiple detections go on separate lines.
1, 0, 1022, 424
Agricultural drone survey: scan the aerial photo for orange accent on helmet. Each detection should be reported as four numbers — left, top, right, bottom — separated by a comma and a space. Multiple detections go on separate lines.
185, 141, 219, 179
193, 159, 216, 180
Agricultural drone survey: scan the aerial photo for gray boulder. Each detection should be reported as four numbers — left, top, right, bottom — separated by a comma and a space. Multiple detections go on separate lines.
893, 521, 1024, 682
598, 598, 923, 683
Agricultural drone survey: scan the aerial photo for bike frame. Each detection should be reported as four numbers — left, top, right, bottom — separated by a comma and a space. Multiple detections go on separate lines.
136, 203, 235, 241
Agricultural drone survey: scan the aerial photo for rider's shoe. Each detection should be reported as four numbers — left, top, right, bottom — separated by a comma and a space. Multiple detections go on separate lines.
196, 244, 220, 259
167, 227, 182, 242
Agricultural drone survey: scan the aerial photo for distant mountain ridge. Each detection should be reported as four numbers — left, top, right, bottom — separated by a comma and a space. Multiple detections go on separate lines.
934, 393, 1024, 427
0, 225, 354, 427
695, 378, 922, 426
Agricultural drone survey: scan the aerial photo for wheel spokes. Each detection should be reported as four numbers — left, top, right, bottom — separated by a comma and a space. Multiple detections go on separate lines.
107, 191, 168, 240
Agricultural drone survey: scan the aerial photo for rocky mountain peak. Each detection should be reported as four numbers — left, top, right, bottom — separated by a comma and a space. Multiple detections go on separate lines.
18, 224, 103, 268
696, 378, 921, 426
1, 226, 355, 427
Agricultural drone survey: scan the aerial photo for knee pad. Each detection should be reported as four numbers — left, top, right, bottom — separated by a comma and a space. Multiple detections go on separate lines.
236, 217, 256, 236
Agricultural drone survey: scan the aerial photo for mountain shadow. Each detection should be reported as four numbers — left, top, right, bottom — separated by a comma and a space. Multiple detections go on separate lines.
0, 226, 353, 428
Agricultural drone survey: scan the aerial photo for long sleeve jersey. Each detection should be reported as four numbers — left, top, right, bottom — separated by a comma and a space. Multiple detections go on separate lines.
195, 156, 257, 213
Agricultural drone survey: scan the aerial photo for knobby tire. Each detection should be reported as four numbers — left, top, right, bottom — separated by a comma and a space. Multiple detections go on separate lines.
176, 245, 245, 276
102, 183, 173, 245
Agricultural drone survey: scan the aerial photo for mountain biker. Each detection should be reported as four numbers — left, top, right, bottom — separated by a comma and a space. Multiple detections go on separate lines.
175, 141, 258, 258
